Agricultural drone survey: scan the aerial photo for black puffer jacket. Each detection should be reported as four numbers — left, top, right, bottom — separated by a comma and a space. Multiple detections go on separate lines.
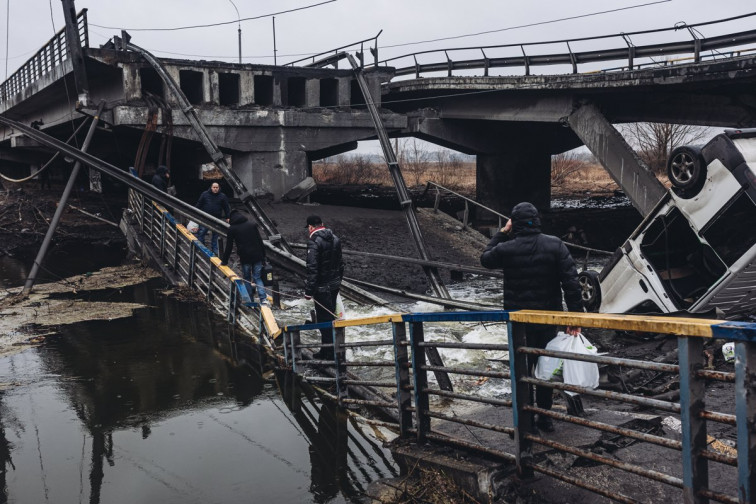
480, 202, 582, 312
151, 165, 169, 192
195, 189, 230, 219
221, 212, 265, 265
305, 228, 344, 296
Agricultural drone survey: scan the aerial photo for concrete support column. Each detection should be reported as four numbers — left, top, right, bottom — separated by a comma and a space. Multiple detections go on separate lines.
568, 102, 666, 216
239, 72, 253, 106
232, 150, 310, 200
337, 78, 351, 107
305, 79, 320, 108
121, 64, 141, 101
476, 149, 552, 216
202, 70, 212, 104
209, 71, 219, 105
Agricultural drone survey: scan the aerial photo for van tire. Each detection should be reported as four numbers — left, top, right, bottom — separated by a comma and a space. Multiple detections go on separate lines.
667, 146, 706, 198
578, 270, 601, 312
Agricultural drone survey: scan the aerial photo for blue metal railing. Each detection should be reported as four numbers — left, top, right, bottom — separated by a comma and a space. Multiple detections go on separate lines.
282, 309, 756, 503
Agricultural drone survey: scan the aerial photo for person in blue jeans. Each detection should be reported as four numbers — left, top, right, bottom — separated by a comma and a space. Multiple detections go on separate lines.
195, 182, 231, 255
221, 210, 268, 305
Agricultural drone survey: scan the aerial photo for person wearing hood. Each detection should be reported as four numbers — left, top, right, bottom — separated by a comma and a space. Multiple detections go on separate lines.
151, 165, 170, 192
480, 201, 583, 433
304, 215, 344, 360
195, 182, 231, 255
221, 210, 268, 305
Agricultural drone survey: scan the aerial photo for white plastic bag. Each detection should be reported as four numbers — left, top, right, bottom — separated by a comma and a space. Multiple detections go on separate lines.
534, 332, 572, 381
335, 294, 346, 320
186, 220, 199, 233
562, 334, 599, 389
534, 332, 599, 389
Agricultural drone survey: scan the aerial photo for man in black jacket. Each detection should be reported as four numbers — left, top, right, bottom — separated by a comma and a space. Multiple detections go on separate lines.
151, 165, 170, 192
304, 215, 344, 360
480, 201, 582, 432
221, 210, 268, 305
195, 182, 231, 255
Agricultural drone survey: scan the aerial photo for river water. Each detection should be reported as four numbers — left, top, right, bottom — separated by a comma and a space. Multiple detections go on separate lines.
0, 276, 398, 503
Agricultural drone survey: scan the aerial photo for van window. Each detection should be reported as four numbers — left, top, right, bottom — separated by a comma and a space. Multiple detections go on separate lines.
640, 208, 725, 308
702, 191, 756, 267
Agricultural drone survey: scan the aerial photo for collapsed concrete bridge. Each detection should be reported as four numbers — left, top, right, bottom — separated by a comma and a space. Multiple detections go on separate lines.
2, 5, 756, 218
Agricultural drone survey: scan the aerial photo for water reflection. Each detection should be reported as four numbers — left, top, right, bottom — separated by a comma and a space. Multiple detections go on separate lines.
0, 280, 396, 503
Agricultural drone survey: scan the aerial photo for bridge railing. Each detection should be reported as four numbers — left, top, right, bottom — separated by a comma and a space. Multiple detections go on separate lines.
282, 309, 756, 503
0, 9, 88, 103
285, 30, 382, 69
126, 188, 281, 347
373, 13, 756, 78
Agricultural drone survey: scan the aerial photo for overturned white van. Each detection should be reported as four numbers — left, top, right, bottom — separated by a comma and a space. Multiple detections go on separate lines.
579, 129, 756, 319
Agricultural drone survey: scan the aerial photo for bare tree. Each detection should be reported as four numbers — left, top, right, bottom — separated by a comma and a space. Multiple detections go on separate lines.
396, 138, 431, 187
621, 123, 711, 175
551, 151, 585, 185
433, 149, 464, 188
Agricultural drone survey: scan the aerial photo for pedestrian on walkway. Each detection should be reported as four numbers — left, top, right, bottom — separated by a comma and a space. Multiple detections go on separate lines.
195, 181, 230, 255
151, 165, 170, 192
304, 215, 344, 360
221, 210, 268, 305
480, 201, 583, 432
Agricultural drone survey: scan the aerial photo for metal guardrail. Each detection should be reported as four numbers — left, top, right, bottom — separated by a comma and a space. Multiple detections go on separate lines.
126, 188, 281, 347
374, 12, 756, 78
0, 9, 88, 102
423, 180, 613, 256
285, 30, 382, 69
282, 309, 756, 503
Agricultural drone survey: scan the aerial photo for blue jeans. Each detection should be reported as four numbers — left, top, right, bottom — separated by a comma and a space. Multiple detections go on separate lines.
196, 226, 219, 255
242, 261, 267, 303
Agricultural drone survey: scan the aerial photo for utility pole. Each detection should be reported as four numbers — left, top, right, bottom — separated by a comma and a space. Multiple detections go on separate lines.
273, 17, 277, 66
227, 0, 241, 64
60, 0, 89, 106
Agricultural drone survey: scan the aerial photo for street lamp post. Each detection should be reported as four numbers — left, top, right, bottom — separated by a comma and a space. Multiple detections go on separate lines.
228, 0, 241, 63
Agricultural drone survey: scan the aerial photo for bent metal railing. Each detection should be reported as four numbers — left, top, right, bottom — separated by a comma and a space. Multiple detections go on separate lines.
0, 9, 88, 102
282, 310, 756, 503
126, 187, 281, 348
374, 12, 756, 78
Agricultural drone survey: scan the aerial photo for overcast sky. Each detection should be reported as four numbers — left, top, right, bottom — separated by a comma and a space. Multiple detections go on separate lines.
2, 0, 753, 75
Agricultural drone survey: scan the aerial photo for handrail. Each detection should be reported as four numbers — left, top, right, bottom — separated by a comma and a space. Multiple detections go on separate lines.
0, 9, 88, 103
423, 181, 613, 255
281, 307, 756, 502
285, 30, 382, 68
373, 12, 756, 78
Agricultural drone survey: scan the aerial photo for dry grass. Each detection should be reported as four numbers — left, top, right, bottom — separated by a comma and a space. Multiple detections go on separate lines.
313, 158, 626, 197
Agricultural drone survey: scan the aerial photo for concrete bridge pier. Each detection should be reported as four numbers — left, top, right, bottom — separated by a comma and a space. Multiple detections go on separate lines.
476, 150, 552, 216
231, 150, 310, 199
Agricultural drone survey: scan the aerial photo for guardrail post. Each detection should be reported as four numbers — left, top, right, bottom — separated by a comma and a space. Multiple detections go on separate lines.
735, 340, 756, 503
159, 212, 166, 257
433, 188, 441, 213
409, 321, 430, 443
188, 244, 196, 288
392, 321, 413, 437
462, 200, 469, 229
227, 283, 236, 323
508, 321, 534, 478
678, 336, 708, 503
334, 326, 348, 406
173, 228, 180, 271
291, 330, 301, 373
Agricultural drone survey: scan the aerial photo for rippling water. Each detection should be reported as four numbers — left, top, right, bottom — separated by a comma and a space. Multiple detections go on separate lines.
0, 280, 397, 503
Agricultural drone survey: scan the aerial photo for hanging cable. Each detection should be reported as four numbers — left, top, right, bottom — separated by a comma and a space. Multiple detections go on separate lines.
90, 0, 336, 32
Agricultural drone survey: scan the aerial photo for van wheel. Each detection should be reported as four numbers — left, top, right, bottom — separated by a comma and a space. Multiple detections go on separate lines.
667, 146, 706, 198
578, 270, 601, 312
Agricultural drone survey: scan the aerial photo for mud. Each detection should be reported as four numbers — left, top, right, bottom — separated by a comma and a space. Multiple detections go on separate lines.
0, 264, 160, 358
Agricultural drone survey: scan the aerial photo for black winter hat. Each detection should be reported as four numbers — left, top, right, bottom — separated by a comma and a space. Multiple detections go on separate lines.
511, 202, 540, 228
305, 215, 323, 228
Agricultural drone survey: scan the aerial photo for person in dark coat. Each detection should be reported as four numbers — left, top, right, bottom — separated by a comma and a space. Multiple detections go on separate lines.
304, 215, 344, 360
195, 182, 231, 255
221, 210, 268, 305
151, 165, 170, 192
480, 201, 583, 432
